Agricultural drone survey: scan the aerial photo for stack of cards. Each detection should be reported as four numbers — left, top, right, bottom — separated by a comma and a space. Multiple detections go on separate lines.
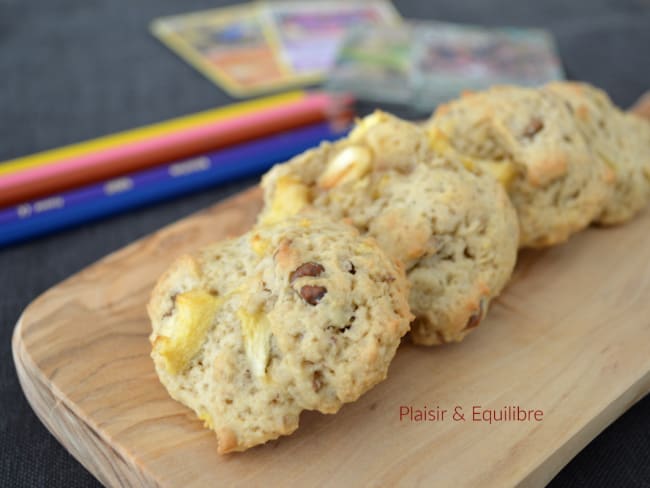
151, 1, 401, 97
327, 21, 565, 111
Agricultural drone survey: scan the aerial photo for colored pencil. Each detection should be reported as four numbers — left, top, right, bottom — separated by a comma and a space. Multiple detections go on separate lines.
0, 91, 353, 207
0, 91, 305, 176
0, 121, 349, 248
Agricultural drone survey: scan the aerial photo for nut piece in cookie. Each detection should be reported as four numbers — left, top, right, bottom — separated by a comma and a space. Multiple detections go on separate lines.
148, 215, 412, 452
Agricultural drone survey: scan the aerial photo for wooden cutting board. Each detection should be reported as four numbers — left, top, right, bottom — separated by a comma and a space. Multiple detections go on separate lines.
12, 185, 650, 487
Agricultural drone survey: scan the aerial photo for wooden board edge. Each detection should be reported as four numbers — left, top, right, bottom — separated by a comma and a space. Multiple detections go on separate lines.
521, 372, 650, 487
12, 314, 160, 488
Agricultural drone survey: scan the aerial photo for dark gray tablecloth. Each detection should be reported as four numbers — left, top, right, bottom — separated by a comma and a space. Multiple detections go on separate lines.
1, 1, 649, 486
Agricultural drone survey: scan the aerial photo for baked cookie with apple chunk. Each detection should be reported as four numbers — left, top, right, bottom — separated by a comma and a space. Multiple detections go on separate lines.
148, 215, 411, 453
260, 111, 519, 345
427, 85, 614, 248
546, 81, 650, 225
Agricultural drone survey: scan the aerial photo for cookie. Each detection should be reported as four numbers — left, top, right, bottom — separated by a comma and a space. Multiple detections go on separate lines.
260, 111, 519, 345
427, 85, 614, 248
546, 81, 650, 224
148, 215, 412, 453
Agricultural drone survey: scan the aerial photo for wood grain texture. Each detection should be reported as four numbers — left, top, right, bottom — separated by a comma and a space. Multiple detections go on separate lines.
12, 183, 650, 487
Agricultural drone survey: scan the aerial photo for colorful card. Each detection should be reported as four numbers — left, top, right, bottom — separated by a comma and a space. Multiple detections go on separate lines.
151, 5, 295, 97
412, 21, 564, 109
263, 1, 401, 82
326, 25, 414, 104
327, 21, 563, 111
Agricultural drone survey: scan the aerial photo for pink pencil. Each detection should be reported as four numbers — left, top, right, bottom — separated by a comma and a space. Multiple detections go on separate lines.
0, 92, 353, 207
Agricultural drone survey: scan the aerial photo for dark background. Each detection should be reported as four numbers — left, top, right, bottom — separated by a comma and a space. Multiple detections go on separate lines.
1, 0, 649, 486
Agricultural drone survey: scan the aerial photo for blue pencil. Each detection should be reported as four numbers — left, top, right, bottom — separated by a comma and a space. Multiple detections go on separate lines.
0, 122, 348, 248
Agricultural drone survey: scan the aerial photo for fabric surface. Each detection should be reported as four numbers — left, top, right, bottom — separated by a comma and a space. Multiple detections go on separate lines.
1, 0, 649, 486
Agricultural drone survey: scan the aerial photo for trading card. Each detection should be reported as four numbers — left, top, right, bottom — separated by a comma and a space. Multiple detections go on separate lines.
263, 0, 402, 81
151, 5, 294, 97
326, 25, 415, 104
412, 21, 564, 109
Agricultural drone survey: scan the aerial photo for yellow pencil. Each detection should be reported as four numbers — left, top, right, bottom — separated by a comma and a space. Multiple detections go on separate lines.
0, 90, 305, 176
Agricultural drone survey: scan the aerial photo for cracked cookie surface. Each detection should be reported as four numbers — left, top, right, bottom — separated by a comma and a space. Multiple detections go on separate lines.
260, 111, 519, 345
427, 85, 614, 248
148, 215, 411, 453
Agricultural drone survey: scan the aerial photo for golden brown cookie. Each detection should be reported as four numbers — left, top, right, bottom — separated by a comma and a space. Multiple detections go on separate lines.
148, 215, 412, 453
546, 81, 650, 224
427, 85, 614, 248
261, 112, 519, 345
